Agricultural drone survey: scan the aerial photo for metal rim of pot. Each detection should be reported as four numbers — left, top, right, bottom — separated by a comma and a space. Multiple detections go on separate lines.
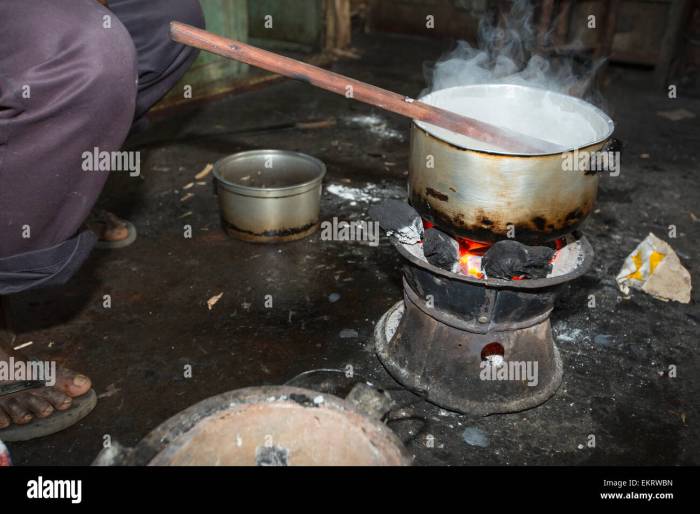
414, 83, 615, 157
109, 385, 413, 466
213, 149, 326, 198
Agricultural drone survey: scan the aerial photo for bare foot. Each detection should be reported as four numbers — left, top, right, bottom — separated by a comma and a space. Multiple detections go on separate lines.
0, 346, 92, 429
87, 210, 130, 243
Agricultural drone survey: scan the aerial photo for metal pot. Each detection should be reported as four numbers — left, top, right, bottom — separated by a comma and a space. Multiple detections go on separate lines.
409, 84, 615, 243
214, 150, 326, 243
93, 386, 412, 466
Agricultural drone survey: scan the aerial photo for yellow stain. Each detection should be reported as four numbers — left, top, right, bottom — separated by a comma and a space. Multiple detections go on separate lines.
649, 250, 665, 273
625, 250, 666, 281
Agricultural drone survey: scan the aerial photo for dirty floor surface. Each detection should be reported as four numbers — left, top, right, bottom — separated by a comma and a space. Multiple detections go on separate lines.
5, 32, 699, 465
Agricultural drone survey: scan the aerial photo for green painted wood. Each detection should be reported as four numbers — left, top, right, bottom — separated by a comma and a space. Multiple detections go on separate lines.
248, 0, 324, 50
161, 0, 249, 106
159, 0, 328, 108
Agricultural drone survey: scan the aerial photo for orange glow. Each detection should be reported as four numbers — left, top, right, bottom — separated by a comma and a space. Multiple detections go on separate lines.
457, 237, 490, 279
549, 237, 566, 266
421, 219, 490, 279
420, 219, 567, 280
458, 252, 484, 279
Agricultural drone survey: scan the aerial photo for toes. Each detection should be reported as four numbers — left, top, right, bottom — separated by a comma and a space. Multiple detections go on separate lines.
105, 226, 129, 242
34, 388, 73, 411
104, 211, 127, 229
54, 369, 92, 398
101, 212, 129, 241
0, 408, 10, 429
0, 398, 33, 425
25, 394, 55, 418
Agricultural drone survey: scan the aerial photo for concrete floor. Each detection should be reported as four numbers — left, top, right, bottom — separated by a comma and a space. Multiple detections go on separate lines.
4, 32, 699, 466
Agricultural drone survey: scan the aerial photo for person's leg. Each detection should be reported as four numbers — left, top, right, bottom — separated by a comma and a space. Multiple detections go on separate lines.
87, 0, 205, 245
0, 0, 138, 258
0, 0, 137, 434
110, 0, 205, 123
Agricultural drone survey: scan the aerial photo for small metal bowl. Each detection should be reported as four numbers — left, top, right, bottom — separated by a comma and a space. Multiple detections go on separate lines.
213, 150, 326, 243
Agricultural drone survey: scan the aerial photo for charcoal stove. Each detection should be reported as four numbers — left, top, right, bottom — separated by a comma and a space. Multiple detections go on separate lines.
374, 232, 594, 415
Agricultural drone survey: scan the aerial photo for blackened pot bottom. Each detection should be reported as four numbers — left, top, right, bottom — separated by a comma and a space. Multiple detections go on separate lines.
223, 220, 319, 243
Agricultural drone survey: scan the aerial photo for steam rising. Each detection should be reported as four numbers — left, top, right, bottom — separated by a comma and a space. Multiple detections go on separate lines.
418, 0, 611, 153
425, 0, 604, 102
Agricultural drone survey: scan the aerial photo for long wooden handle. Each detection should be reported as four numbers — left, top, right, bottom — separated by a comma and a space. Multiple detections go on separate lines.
170, 22, 559, 154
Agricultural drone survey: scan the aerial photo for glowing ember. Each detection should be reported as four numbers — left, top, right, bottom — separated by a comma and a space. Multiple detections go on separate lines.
421, 218, 490, 278
459, 252, 485, 279
549, 237, 565, 266
421, 218, 568, 280
456, 238, 490, 278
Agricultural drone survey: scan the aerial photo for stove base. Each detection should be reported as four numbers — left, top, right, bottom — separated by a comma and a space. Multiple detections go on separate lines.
374, 296, 563, 416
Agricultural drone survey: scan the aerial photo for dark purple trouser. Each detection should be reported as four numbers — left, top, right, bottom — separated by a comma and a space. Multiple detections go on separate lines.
0, 0, 204, 294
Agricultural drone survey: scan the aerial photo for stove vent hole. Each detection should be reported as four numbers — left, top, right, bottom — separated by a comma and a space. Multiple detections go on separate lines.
481, 342, 505, 368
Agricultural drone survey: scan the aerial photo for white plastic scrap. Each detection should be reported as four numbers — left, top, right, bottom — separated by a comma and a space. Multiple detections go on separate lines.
616, 233, 691, 303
